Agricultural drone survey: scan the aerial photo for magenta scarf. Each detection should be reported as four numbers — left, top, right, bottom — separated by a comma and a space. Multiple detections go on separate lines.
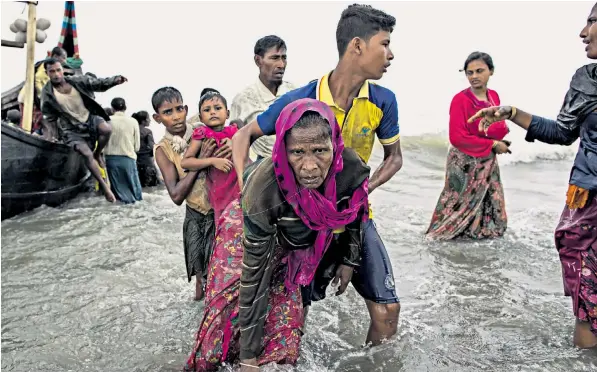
271, 98, 369, 290
192, 124, 240, 221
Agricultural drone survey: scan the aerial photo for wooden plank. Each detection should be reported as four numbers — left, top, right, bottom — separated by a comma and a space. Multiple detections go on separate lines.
1, 39, 24, 48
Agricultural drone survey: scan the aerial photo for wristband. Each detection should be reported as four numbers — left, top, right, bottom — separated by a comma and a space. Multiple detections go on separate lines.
509, 106, 517, 120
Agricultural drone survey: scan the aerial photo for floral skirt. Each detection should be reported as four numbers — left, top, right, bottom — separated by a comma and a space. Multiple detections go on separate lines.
555, 195, 597, 334
183, 199, 303, 371
426, 146, 507, 240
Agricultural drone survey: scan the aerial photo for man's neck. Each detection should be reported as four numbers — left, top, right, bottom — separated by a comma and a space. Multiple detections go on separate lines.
52, 80, 70, 90
328, 61, 367, 111
259, 75, 281, 96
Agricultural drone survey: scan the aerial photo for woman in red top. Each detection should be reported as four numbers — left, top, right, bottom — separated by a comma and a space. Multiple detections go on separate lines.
426, 52, 510, 240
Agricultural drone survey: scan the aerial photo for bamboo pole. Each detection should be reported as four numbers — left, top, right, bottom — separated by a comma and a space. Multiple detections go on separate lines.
21, 2, 37, 133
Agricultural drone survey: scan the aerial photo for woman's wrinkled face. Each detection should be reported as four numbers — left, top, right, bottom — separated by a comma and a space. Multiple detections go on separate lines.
465, 59, 492, 90
581, 6, 597, 59
285, 123, 333, 189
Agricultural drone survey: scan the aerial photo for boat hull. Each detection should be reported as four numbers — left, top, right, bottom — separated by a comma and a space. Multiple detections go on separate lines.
1, 122, 91, 220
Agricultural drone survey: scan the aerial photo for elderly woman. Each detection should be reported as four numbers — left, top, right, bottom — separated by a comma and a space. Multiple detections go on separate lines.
184, 98, 370, 371
469, 3, 597, 349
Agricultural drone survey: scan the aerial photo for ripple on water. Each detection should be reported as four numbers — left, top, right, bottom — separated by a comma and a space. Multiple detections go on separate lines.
3, 161, 597, 371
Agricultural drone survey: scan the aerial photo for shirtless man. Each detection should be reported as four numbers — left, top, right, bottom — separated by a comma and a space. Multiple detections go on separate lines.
40, 58, 127, 202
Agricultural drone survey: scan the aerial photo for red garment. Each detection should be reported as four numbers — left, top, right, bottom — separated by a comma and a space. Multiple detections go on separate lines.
191, 124, 241, 221
18, 103, 43, 134
448, 88, 509, 158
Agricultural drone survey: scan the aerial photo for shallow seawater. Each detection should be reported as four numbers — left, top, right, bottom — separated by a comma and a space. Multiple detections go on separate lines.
2, 146, 597, 372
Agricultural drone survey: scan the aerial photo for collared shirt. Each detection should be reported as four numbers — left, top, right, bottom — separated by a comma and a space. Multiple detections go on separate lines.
256, 71, 400, 164
104, 111, 140, 160
256, 72, 400, 220
230, 79, 296, 158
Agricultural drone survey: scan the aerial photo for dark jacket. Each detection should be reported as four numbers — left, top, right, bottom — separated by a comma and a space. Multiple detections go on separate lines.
526, 64, 597, 191
40, 74, 120, 135
137, 126, 156, 158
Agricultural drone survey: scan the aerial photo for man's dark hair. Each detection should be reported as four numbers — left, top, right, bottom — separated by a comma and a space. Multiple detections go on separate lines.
6, 109, 22, 124
111, 97, 126, 112
51, 46, 66, 58
43, 57, 61, 71
336, 4, 396, 58
200, 87, 220, 97
462, 51, 495, 72
198, 91, 228, 111
151, 86, 184, 112
254, 35, 286, 57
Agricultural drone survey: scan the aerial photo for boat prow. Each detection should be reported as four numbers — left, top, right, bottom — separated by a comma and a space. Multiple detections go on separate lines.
1, 122, 91, 220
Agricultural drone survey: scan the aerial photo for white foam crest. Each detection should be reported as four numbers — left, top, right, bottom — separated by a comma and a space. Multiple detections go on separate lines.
397, 128, 578, 167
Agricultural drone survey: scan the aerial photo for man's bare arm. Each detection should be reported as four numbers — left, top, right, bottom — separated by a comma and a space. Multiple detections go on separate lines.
155, 147, 199, 205
231, 120, 264, 191
368, 140, 403, 194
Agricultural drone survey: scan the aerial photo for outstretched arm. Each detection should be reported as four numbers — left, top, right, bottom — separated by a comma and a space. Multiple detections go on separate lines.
78, 74, 127, 92
233, 91, 296, 191
470, 106, 580, 146
232, 120, 264, 190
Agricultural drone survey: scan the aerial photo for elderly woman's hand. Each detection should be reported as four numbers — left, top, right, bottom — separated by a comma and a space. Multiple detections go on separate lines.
468, 105, 513, 134
333, 264, 354, 296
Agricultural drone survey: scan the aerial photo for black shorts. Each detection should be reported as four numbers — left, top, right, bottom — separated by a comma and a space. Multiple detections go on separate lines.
301, 219, 399, 306
350, 219, 399, 304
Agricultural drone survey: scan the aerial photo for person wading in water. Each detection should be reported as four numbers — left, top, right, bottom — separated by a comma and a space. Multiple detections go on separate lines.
40, 58, 127, 202
231, 3, 403, 359
152, 87, 231, 300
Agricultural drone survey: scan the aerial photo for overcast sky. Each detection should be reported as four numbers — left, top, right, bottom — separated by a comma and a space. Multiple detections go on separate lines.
1, 1, 593, 141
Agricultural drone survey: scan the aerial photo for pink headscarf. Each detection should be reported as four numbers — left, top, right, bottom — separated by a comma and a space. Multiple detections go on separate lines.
271, 98, 369, 290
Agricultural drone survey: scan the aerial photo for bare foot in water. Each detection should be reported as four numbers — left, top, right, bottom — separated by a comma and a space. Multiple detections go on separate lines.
103, 189, 116, 203
194, 277, 205, 301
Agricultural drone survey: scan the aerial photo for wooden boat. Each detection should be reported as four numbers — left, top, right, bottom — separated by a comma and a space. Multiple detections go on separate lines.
1, 123, 90, 219
1, 1, 91, 220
